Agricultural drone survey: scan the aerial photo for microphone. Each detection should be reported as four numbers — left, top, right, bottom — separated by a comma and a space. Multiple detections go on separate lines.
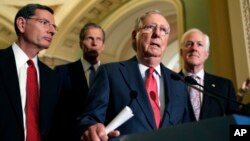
184, 75, 225, 115
185, 76, 243, 106
184, 76, 198, 85
184, 75, 250, 116
171, 73, 226, 115
170, 72, 184, 81
128, 90, 138, 107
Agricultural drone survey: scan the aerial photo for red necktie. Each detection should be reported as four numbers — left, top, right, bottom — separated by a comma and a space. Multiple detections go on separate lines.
145, 67, 161, 128
26, 60, 41, 141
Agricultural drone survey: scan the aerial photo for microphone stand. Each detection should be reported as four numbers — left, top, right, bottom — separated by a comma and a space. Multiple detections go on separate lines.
187, 82, 225, 117
171, 73, 226, 116
185, 76, 250, 116
170, 73, 250, 116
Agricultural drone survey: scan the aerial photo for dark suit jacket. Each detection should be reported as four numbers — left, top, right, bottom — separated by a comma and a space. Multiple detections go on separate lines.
0, 47, 60, 141
179, 71, 239, 120
52, 60, 89, 140
78, 57, 191, 139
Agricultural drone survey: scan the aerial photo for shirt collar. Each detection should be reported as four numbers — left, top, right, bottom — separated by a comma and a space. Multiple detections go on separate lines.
183, 68, 204, 80
138, 63, 161, 77
12, 42, 38, 68
81, 57, 100, 72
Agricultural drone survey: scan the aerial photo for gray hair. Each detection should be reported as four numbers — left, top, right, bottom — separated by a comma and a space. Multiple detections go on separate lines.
180, 28, 210, 51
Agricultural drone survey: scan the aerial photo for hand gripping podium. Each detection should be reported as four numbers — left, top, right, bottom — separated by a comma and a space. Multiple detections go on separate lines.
119, 114, 250, 141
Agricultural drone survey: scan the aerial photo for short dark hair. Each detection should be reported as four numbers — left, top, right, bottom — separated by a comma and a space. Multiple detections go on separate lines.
79, 22, 105, 42
14, 3, 54, 35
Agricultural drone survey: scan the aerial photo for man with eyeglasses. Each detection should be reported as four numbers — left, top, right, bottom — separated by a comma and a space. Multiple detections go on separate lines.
0, 3, 60, 141
52, 22, 106, 141
77, 10, 192, 141
179, 28, 239, 121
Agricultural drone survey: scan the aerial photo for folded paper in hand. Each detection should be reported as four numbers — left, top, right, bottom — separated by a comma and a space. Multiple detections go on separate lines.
105, 106, 134, 134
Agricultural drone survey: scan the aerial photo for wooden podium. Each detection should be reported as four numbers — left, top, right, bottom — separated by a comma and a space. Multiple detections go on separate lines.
119, 114, 250, 141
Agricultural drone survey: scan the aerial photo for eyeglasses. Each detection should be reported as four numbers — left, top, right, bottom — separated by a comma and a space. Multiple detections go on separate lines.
27, 17, 58, 31
140, 23, 170, 36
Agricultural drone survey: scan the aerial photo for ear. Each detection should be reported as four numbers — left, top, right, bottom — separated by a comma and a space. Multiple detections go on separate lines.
16, 17, 26, 34
101, 44, 105, 51
131, 30, 137, 51
205, 51, 209, 60
132, 30, 137, 39
180, 48, 183, 56
79, 41, 83, 48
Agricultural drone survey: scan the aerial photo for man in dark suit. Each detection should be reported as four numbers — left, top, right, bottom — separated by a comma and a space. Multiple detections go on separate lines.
0, 4, 59, 141
53, 22, 106, 140
179, 28, 239, 121
78, 10, 192, 141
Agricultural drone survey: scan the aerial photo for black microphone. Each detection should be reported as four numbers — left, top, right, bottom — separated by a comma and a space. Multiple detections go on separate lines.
185, 76, 245, 106
170, 73, 226, 116
128, 90, 138, 107
184, 76, 198, 85
184, 76, 250, 116
170, 72, 184, 81
184, 76, 225, 115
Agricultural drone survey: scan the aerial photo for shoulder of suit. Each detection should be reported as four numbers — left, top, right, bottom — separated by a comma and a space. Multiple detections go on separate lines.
205, 72, 231, 82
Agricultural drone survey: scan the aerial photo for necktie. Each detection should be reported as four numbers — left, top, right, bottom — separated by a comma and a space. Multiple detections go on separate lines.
145, 67, 161, 128
89, 65, 96, 85
26, 60, 40, 141
189, 75, 201, 121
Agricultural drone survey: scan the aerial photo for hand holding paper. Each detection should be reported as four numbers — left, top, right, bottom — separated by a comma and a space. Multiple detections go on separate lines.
105, 106, 134, 134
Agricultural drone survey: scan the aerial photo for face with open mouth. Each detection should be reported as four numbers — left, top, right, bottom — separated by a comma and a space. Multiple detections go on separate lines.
135, 13, 170, 67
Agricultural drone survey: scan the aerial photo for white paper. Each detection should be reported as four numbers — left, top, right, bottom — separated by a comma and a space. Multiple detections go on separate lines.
105, 106, 134, 134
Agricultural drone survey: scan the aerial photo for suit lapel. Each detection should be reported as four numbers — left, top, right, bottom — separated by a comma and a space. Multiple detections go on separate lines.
200, 73, 213, 118
119, 57, 156, 129
69, 60, 88, 92
0, 47, 23, 127
39, 60, 59, 136
160, 65, 175, 127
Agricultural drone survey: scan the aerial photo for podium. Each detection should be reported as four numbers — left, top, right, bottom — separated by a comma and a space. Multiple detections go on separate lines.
119, 114, 250, 141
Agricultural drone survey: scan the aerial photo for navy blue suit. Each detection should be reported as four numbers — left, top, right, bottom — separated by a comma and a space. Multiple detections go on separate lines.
0, 47, 60, 141
53, 60, 89, 140
179, 71, 239, 120
78, 57, 191, 138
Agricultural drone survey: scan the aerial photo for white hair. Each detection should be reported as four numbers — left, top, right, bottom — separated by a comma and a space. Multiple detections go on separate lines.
180, 28, 210, 51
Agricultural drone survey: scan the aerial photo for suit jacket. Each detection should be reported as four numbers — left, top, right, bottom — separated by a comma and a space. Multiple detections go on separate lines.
0, 47, 60, 141
179, 71, 239, 120
52, 60, 89, 140
78, 57, 192, 139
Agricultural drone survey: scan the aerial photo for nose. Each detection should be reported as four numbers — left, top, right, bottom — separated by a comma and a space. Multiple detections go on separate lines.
48, 28, 56, 36
194, 42, 201, 49
152, 27, 161, 37
91, 39, 98, 45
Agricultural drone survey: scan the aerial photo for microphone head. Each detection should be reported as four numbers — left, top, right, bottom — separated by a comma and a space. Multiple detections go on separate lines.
130, 90, 138, 99
184, 76, 198, 85
170, 73, 184, 81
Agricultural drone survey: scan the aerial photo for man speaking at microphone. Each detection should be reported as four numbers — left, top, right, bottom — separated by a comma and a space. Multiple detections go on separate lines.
77, 10, 192, 141
179, 28, 239, 121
